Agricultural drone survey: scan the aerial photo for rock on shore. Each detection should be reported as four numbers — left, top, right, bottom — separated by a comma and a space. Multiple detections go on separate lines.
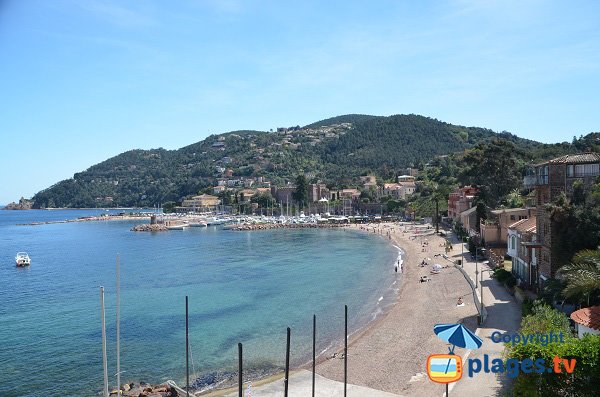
111, 382, 178, 396
131, 224, 168, 232
3, 197, 33, 210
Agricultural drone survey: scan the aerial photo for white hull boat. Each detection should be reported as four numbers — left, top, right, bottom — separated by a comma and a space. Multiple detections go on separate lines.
15, 252, 31, 267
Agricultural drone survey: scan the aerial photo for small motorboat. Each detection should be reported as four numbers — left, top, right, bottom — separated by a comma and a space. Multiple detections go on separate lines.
15, 252, 31, 267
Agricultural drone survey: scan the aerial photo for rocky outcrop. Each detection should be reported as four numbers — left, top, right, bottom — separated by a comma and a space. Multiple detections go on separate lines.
131, 224, 168, 232
3, 197, 33, 210
111, 382, 178, 396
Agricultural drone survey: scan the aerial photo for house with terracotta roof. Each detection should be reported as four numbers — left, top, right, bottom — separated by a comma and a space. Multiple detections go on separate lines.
570, 306, 600, 337
532, 153, 600, 285
507, 217, 537, 288
448, 186, 478, 220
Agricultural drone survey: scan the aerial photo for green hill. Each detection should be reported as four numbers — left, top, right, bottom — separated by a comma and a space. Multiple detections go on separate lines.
31, 114, 591, 208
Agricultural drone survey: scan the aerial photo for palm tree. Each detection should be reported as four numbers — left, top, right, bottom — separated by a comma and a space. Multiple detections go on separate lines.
557, 249, 600, 307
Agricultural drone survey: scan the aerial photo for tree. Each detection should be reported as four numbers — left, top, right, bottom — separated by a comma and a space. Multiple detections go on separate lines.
458, 139, 522, 207
506, 302, 600, 397
557, 249, 600, 307
292, 174, 309, 207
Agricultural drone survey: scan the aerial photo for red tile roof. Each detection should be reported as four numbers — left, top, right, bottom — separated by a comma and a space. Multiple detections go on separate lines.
548, 153, 600, 164
509, 217, 536, 233
570, 306, 600, 331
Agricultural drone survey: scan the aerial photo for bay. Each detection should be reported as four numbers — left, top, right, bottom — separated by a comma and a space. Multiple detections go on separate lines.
0, 210, 399, 397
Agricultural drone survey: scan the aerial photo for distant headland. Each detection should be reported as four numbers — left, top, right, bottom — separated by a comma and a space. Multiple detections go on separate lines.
2, 197, 33, 210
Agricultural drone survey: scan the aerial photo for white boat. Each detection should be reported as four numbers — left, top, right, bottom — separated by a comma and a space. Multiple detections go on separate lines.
15, 252, 31, 267
206, 217, 226, 226
166, 222, 187, 230
188, 221, 207, 227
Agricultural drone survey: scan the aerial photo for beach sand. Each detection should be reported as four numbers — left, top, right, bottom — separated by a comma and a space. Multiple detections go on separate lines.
314, 222, 479, 396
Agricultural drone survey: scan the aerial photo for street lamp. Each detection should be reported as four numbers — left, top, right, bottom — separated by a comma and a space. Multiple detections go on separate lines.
474, 248, 478, 289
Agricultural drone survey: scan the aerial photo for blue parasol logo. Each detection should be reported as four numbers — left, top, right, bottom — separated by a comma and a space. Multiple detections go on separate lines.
433, 323, 482, 354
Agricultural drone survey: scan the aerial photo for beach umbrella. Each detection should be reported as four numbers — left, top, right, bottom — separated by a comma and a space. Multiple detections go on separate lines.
432, 264, 442, 271
433, 323, 482, 352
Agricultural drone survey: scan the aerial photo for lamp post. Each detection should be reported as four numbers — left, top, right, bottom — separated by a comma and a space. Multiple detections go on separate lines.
461, 236, 464, 268
475, 248, 478, 290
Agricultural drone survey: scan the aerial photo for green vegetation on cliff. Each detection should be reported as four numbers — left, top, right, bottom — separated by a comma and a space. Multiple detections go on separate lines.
31, 114, 598, 208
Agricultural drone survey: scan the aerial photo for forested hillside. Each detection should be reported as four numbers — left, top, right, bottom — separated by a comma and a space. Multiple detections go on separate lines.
30, 114, 597, 208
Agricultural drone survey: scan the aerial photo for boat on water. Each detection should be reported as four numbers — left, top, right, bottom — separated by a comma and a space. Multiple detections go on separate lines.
15, 252, 31, 267
166, 224, 186, 230
188, 221, 207, 227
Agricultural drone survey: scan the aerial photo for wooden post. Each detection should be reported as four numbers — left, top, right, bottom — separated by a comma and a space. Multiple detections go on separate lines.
186, 296, 189, 397
238, 343, 243, 397
116, 255, 121, 397
312, 314, 316, 397
100, 287, 109, 397
344, 305, 348, 397
284, 327, 291, 397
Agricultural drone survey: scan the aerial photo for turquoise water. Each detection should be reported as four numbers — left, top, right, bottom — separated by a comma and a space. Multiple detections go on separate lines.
0, 210, 399, 397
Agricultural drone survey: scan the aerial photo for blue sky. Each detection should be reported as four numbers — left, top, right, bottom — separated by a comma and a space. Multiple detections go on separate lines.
1, 0, 599, 204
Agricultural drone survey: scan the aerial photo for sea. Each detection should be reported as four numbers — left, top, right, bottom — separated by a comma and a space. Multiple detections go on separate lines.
0, 209, 401, 397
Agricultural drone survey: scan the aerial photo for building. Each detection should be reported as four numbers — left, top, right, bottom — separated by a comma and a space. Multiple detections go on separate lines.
397, 175, 415, 183
398, 180, 416, 196
532, 153, 600, 283
448, 186, 478, 220
180, 194, 221, 212
309, 183, 329, 202
271, 186, 296, 204
570, 306, 600, 337
339, 189, 361, 200
360, 175, 378, 190
459, 206, 478, 236
507, 218, 537, 288
382, 182, 414, 200
480, 207, 536, 247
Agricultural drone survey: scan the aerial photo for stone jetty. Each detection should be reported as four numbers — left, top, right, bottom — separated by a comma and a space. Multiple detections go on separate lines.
131, 224, 168, 232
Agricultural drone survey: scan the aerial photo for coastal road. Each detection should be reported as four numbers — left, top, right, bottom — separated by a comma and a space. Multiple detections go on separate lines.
447, 235, 522, 397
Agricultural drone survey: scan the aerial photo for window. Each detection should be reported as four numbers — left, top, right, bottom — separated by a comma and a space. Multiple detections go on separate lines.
510, 215, 516, 221
567, 165, 574, 177
511, 235, 516, 250
538, 165, 549, 184
574, 163, 600, 177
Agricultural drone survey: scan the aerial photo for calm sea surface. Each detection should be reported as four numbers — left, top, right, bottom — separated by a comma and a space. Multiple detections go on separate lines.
0, 210, 400, 397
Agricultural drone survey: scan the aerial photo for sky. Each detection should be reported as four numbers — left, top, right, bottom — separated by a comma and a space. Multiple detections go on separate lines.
1, 0, 599, 204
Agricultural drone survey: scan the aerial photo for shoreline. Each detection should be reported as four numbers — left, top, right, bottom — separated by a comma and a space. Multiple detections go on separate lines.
200, 221, 477, 396
313, 222, 478, 396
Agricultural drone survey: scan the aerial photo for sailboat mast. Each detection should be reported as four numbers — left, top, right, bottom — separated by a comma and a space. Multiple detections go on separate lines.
100, 287, 109, 397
